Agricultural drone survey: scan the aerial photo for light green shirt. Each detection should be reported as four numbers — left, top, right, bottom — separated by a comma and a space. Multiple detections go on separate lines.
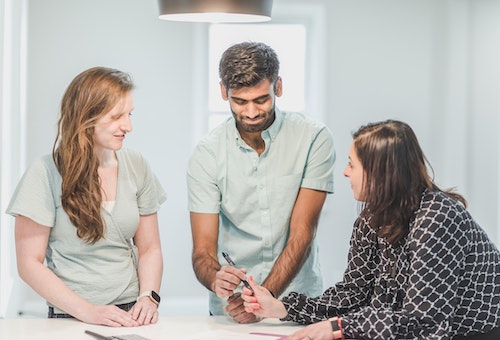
187, 109, 336, 315
6, 149, 166, 312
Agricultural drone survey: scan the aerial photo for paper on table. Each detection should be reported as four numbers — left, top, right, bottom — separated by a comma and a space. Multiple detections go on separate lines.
181, 329, 287, 340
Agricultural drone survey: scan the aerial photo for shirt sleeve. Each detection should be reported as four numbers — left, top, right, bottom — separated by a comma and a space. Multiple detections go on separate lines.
281, 218, 376, 323
187, 139, 220, 213
132, 152, 167, 215
301, 125, 336, 193
5, 156, 57, 227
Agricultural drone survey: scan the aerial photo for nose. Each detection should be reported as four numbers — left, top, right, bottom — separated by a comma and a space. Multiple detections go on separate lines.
343, 165, 350, 178
122, 114, 133, 133
244, 102, 261, 119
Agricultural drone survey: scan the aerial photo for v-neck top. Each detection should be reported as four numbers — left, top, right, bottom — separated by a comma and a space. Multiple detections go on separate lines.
6, 149, 166, 312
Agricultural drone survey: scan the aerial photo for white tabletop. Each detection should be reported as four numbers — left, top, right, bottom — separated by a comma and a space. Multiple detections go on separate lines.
0, 316, 304, 339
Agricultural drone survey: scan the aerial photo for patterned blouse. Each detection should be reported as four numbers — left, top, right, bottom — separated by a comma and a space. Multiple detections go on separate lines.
281, 190, 500, 339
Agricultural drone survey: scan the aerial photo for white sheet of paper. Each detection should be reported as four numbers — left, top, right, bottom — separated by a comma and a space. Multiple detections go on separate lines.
181, 329, 286, 340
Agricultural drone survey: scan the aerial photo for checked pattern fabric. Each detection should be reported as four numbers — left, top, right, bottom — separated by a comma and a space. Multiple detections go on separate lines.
281, 190, 500, 339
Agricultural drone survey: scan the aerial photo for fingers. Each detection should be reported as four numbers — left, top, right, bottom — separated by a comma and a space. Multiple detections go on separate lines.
285, 321, 334, 340
242, 285, 254, 297
243, 298, 261, 314
233, 311, 261, 324
130, 300, 159, 326
92, 306, 140, 327
113, 312, 140, 327
226, 293, 261, 324
247, 275, 258, 290
243, 294, 262, 315
135, 309, 158, 326
214, 265, 249, 298
241, 276, 263, 313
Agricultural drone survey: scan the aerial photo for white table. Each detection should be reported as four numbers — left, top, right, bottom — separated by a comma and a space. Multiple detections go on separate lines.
0, 316, 304, 339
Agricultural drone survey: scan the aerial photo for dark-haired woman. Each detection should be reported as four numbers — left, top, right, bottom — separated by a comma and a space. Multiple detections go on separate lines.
242, 120, 499, 339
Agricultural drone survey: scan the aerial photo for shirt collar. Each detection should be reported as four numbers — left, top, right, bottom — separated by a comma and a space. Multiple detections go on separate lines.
266, 107, 283, 141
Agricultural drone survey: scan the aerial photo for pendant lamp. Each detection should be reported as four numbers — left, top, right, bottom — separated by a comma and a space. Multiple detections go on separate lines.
158, 0, 273, 23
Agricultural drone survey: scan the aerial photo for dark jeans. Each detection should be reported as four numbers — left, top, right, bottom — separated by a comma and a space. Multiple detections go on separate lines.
453, 327, 500, 340
48, 301, 136, 318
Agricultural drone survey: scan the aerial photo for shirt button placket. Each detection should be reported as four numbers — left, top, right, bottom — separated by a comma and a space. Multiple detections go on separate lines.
256, 160, 273, 264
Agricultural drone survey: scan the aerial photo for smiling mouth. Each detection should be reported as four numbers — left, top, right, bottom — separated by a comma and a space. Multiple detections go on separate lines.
244, 117, 265, 124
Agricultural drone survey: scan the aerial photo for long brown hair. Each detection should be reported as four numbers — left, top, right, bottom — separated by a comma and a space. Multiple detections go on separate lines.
353, 120, 466, 245
52, 67, 134, 244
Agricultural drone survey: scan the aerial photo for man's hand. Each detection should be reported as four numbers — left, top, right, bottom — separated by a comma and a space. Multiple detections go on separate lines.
226, 293, 261, 324
213, 265, 249, 298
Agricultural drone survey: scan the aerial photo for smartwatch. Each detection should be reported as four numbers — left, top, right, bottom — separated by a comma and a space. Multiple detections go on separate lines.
137, 290, 161, 306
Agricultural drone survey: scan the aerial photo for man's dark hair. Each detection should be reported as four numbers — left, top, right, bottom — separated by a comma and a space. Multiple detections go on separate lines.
219, 41, 280, 91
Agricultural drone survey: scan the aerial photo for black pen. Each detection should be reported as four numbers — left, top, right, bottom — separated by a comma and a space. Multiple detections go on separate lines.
222, 252, 254, 292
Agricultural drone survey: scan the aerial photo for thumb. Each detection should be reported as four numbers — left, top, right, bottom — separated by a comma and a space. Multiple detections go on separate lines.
248, 275, 259, 292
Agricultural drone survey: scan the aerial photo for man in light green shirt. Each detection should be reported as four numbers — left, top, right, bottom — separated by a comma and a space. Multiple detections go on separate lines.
187, 42, 335, 323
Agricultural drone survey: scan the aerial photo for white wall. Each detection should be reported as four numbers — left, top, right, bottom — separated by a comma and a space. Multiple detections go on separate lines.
23, 0, 206, 316
467, 0, 500, 239
312, 0, 500, 289
0, 0, 28, 317
1, 0, 499, 317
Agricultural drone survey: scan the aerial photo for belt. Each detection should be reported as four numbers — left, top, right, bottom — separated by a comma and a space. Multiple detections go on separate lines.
48, 301, 136, 318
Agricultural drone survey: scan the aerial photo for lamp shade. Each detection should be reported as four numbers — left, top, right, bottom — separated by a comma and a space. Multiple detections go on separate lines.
158, 0, 273, 23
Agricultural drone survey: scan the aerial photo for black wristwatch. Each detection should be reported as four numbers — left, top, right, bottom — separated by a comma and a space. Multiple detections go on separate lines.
137, 290, 161, 306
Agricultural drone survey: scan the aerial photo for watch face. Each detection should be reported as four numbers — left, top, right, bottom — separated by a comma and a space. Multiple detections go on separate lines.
151, 290, 160, 303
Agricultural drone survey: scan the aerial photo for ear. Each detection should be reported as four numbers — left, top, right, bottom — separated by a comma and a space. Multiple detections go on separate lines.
220, 81, 229, 101
274, 76, 283, 97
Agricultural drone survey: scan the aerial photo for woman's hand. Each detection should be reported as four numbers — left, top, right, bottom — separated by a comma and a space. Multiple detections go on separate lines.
241, 276, 288, 319
284, 320, 334, 340
130, 297, 159, 326
78, 304, 140, 327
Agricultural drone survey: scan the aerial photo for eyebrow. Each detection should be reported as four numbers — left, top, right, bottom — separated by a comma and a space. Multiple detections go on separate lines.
230, 94, 270, 102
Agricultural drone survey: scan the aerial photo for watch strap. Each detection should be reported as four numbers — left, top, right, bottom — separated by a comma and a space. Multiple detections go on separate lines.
137, 290, 160, 305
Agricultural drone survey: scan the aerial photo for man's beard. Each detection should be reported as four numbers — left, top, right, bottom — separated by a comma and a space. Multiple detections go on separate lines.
231, 106, 275, 133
